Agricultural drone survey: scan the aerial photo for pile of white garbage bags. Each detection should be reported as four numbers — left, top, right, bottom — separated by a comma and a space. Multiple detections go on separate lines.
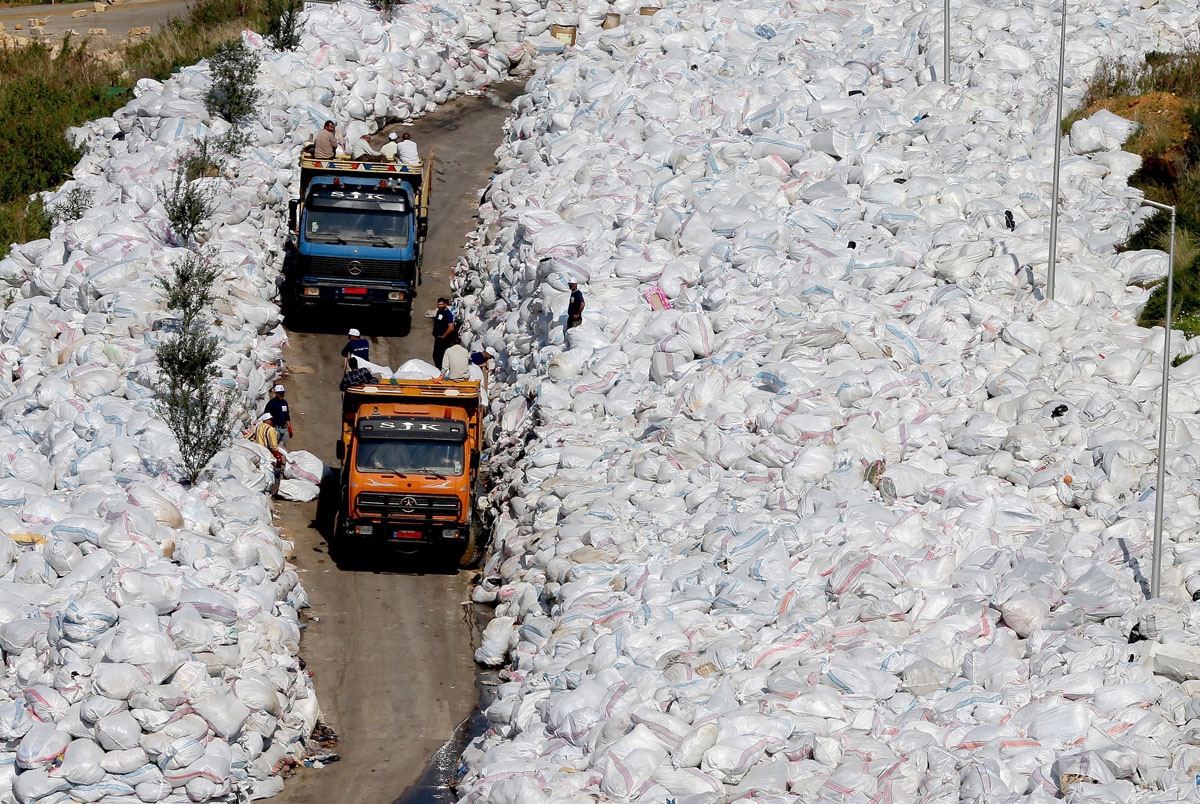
0, 0, 550, 799
455, 0, 1200, 802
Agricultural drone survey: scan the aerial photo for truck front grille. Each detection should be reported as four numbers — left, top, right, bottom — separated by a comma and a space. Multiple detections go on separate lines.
356, 492, 461, 518
307, 256, 399, 281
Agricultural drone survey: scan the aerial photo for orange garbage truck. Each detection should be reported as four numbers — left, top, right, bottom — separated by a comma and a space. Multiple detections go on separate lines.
334, 379, 484, 566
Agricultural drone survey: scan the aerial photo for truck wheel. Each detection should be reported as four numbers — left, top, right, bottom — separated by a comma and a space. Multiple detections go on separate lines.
456, 516, 484, 570
283, 288, 305, 329
329, 509, 360, 567
399, 313, 412, 337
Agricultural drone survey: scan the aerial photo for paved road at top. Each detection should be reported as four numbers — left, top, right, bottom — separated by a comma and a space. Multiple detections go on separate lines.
272, 83, 524, 804
0, 0, 187, 48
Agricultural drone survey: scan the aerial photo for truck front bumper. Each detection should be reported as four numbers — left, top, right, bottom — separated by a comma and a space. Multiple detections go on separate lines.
341, 519, 467, 545
295, 282, 413, 310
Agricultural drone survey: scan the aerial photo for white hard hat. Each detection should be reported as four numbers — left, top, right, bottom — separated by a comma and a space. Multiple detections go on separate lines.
273, 384, 285, 393
388, 132, 398, 140
485, 347, 498, 357
258, 413, 273, 423
348, 328, 360, 336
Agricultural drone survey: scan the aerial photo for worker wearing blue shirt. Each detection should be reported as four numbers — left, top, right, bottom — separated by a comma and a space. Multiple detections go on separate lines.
567, 282, 585, 329
265, 385, 293, 445
341, 328, 370, 362
432, 297, 457, 367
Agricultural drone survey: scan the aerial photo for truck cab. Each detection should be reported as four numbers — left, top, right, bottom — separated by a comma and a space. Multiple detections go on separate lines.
336, 381, 482, 567
287, 154, 433, 330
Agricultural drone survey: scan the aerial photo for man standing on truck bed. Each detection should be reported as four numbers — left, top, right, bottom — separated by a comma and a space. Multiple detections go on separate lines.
340, 357, 377, 391
432, 297, 457, 368
441, 343, 470, 381
314, 121, 337, 160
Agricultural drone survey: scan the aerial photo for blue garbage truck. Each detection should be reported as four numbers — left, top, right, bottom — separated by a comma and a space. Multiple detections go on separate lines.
286, 150, 434, 332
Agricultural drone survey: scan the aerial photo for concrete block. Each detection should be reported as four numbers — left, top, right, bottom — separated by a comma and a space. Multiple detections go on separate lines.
1149, 642, 1200, 682
93, 3, 107, 10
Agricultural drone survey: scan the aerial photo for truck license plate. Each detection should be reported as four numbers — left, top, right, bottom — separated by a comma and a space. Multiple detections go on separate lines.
393, 530, 422, 540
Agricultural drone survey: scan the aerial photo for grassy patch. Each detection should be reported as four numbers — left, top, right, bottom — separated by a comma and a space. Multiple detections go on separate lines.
0, 0, 91, 6
0, 0, 266, 257
0, 197, 49, 251
1073, 49, 1200, 333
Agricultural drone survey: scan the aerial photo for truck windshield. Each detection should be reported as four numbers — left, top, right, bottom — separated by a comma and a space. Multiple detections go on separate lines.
355, 439, 464, 476
306, 208, 411, 248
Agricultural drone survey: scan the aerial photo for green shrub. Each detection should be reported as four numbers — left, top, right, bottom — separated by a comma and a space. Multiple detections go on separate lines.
0, 197, 50, 251
0, 41, 117, 205
204, 40, 261, 126
156, 251, 223, 327
154, 254, 243, 482
1183, 105, 1200, 165
264, 0, 304, 51
368, 0, 399, 19
162, 168, 216, 244
180, 136, 224, 182
153, 319, 245, 482
46, 185, 95, 226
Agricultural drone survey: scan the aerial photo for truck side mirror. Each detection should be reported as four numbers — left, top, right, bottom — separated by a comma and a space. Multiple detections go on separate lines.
289, 200, 299, 232
417, 217, 429, 239
335, 440, 344, 462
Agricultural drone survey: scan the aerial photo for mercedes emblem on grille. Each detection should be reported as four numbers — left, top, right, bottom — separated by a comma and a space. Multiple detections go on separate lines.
348, 260, 363, 276
399, 496, 417, 512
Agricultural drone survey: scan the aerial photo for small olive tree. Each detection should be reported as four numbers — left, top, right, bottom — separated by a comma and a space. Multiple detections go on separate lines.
368, 0, 399, 20
153, 253, 244, 482
204, 40, 261, 126
265, 0, 304, 51
162, 167, 216, 245
47, 185, 95, 226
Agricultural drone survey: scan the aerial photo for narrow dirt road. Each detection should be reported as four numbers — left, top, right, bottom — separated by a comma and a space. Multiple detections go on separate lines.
273, 83, 522, 804
0, 0, 186, 47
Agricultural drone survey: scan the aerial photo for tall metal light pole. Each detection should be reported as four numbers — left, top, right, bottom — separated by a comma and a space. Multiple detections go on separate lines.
1046, 0, 1068, 300
944, 0, 950, 84
1148, 199, 1177, 599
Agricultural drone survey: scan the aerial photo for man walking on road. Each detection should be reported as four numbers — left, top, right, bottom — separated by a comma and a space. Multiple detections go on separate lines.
342, 328, 370, 363
567, 282, 585, 329
431, 297, 457, 368
265, 385, 293, 446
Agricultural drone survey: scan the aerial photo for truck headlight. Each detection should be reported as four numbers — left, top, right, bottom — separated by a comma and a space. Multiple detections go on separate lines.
303, 287, 320, 297
441, 528, 460, 539
356, 525, 374, 535
388, 292, 405, 301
